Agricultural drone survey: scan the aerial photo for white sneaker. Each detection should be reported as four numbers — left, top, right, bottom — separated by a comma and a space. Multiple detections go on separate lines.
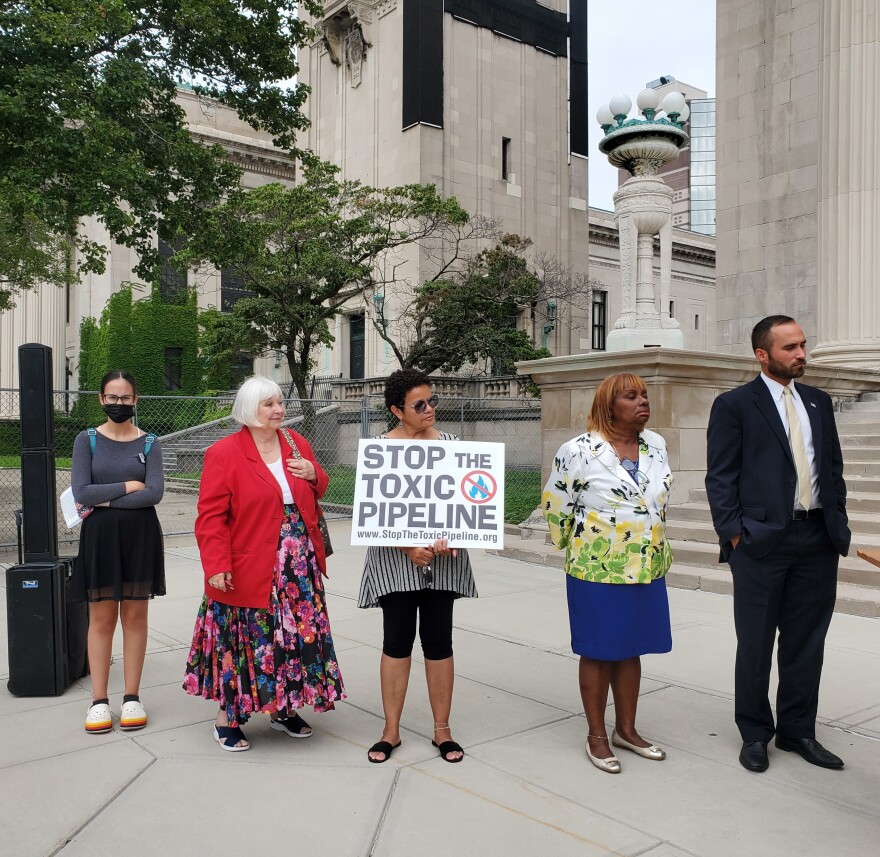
119, 699, 148, 731
85, 702, 113, 734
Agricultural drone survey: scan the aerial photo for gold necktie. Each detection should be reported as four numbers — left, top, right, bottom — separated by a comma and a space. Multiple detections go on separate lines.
783, 385, 812, 510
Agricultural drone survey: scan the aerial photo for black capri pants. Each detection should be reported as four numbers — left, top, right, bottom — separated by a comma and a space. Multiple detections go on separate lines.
379, 589, 456, 660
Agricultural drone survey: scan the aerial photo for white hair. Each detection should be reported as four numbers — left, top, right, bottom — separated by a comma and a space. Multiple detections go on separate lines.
232, 375, 285, 427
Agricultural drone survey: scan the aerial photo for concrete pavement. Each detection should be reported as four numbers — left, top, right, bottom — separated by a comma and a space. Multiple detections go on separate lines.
2, 520, 879, 856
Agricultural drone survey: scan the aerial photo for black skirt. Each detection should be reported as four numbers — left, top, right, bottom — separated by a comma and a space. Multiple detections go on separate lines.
76, 506, 166, 602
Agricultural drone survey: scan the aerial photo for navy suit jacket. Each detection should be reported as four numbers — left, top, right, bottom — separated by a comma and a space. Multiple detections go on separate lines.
705, 376, 850, 561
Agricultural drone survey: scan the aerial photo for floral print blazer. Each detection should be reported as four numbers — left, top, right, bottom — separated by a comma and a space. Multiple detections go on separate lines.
542, 429, 674, 584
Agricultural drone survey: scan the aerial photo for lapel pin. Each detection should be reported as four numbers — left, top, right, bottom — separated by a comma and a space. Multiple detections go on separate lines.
810, 402, 817, 408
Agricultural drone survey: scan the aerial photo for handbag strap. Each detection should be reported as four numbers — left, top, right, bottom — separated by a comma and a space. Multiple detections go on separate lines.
281, 428, 302, 460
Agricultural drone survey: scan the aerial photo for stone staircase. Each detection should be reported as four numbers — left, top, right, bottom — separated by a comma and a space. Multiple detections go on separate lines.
665, 392, 880, 616
498, 393, 880, 617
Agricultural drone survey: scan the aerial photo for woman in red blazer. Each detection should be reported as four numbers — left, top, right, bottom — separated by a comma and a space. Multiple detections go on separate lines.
183, 376, 345, 751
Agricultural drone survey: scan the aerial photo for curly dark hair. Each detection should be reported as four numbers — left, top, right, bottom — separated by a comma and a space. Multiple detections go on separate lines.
384, 368, 431, 410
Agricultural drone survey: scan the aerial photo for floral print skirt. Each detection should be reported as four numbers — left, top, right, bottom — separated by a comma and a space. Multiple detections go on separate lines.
182, 504, 345, 726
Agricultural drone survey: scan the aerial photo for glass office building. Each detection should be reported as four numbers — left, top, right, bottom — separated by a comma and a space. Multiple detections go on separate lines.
688, 98, 716, 236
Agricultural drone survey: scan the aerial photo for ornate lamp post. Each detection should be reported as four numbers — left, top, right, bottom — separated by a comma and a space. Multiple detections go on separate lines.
597, 89, 690, 350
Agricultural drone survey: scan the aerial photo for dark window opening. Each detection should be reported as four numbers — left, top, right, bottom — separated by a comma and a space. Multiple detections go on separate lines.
158, 238, 188, 304
230, 353, 254, 386
592, 291, 607, 351
502, 137, 512, 181
695, 314, 700, 330
669, 300, 676, 318
221, 266, 252, 313
350, 314, 365, 379
164, 347, 183, 391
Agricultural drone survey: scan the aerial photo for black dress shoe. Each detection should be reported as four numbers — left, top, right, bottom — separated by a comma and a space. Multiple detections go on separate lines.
775, 736, 844, 769
739, 740, 769, 772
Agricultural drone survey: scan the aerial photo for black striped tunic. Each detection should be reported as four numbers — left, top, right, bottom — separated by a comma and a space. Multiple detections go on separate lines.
357, 432, 478, 609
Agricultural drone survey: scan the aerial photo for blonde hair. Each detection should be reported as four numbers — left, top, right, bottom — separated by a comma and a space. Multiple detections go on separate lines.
232, 375, 285, 427
588, 373, 648, 437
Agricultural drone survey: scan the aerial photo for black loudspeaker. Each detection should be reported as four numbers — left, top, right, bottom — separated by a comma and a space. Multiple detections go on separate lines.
19, 343, 55, 450
6, 559, 89, 696
20, 451, 58, 562
18, 343, 59, 562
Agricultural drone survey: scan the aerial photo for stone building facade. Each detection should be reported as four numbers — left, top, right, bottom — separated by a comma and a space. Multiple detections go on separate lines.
715, 0, 880, 367
298, 0, 592, 379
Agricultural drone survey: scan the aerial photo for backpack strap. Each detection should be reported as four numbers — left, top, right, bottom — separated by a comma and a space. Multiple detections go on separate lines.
87, 428, 98, 456
143, 433, 156, 458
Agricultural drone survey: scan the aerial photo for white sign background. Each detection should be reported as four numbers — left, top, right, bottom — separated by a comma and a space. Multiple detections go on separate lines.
351, 439, 505, 548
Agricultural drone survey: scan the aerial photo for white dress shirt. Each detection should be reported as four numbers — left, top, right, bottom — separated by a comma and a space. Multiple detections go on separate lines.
760, 373, 820, 509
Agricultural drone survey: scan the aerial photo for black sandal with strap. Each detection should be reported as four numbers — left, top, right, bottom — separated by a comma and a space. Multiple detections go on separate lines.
214, 724, 250, 752
432, 738, 465, 763
367, 740, 401, 763
270, 712, 312, 738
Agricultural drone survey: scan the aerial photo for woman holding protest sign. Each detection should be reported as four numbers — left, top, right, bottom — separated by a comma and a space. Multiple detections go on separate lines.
359, 369, 477, 764
183, 376, 344, 752
543, 373, 673, 774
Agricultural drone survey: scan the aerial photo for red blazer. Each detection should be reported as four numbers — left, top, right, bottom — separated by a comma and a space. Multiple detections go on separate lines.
195, 426, 329, 608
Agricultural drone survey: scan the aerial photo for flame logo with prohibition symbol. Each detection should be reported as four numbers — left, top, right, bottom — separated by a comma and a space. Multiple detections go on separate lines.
460, 470, 497, 505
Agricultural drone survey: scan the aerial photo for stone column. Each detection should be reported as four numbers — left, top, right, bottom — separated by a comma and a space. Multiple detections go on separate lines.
811, 0, 880, 368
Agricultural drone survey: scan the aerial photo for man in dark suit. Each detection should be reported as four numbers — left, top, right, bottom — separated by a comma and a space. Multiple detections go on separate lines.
706, 315, 850, 773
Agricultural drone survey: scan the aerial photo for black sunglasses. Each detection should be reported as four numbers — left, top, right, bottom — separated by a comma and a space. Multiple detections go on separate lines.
403, 394, 439, 414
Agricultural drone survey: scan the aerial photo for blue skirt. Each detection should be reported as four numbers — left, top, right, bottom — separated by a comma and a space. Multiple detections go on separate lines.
566, 574, 672, 661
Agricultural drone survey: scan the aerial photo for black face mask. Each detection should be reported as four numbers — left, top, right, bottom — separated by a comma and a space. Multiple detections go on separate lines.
102, 403, 135, 423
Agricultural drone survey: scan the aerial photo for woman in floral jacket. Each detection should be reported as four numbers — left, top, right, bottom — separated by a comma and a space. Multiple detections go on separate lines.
543, 373, 673, 774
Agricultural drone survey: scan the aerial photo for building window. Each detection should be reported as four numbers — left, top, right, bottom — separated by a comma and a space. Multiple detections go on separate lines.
349, 313, 365, 379
502, 137, 511, 180
669, 300, 676, 318
164, 347, 183, 391
221, 266, 252, 312
230, 352, 253, 386
158, 238, 188, 304
592, 291, 607, 351
695, 314, 700, 331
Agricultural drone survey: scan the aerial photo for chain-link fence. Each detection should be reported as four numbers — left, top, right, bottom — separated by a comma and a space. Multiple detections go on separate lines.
0, 388, 542, 552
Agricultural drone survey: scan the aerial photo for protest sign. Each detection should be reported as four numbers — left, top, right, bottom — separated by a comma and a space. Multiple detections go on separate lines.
351, 439, 505, 548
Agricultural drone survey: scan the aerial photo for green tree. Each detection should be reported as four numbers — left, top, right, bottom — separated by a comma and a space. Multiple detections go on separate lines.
187, 160, 470, 400
0, 0, 322, 308
403, 235, 593, 375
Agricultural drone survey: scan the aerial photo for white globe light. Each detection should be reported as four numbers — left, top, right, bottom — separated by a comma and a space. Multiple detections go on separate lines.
636, 88, 660, 113
677, 103, 690, 123
661, 91, 687, 116
608, 93, 632, 119
596, 103, 614, 126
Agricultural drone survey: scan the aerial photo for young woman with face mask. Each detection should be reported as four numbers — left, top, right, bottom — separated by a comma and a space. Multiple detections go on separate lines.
70, 370, 165, 734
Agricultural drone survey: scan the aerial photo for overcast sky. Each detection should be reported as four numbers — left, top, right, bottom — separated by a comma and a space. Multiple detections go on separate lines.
587, 2, 716, 211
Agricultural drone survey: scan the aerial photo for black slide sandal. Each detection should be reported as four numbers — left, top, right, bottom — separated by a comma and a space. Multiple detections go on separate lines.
432, 739, 464, 763
367, 740, 401, 763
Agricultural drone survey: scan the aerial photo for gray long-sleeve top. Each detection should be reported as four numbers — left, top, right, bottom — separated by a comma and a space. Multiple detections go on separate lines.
71, 429, 165, 509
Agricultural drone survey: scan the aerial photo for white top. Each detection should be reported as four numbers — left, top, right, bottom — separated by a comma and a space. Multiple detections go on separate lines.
265, 458, 294, 504
760, 373, 820, 509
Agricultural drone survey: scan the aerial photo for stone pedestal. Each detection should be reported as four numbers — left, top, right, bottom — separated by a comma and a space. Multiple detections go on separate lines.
518, 349, 880, 498
811, 0, 880, 368
606, 173, 683, 352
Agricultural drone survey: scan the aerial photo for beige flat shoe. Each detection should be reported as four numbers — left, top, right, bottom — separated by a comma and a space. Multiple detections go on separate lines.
585, 735, 621, 774
611, 729, 666, 760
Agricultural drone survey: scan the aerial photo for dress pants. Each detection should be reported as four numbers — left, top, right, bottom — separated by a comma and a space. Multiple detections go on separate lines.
728, 516, 839, 742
